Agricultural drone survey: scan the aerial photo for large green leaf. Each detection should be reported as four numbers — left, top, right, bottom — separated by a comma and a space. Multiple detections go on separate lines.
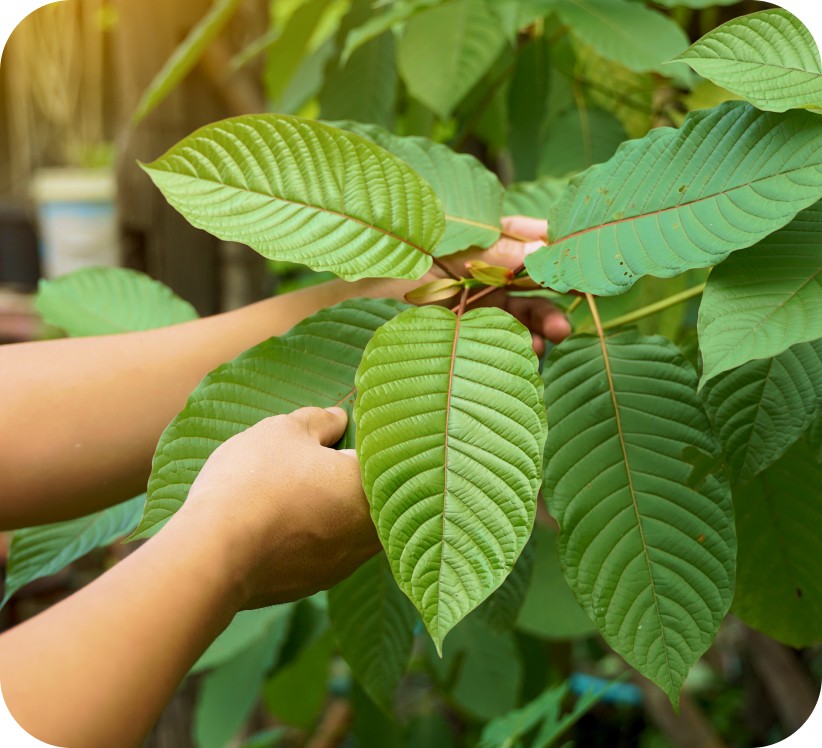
142, 116, 445, 281
732, 440, 822, 648
36, 268, 198, 336
702, 340, 822, 486
334, 121, 504, 255
526, 102, 822, 296
132, 299, 404, 539
554, 0, 690, 79
697, 203, 822, 383
473, 536, 535, 633
341, 0, 441, 62
355, 306, 547, 651
397, 0, 508, 120
193, 616, 287, 748
1, 496, 144, 608
542, 330, 735, 707
328, 554, 417, 710
132, 0, 244, 123
678, 9, 822, 113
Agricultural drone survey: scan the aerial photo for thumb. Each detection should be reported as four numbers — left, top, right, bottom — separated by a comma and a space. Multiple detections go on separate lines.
296, 406, 349, 446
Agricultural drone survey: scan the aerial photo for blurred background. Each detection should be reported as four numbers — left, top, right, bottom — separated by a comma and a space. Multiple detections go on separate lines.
0, 1, 819, 747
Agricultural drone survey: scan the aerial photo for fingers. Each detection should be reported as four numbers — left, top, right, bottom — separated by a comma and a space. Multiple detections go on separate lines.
501, 215, 549, 242
290, 406, 349, 446
507, 297, 572, 347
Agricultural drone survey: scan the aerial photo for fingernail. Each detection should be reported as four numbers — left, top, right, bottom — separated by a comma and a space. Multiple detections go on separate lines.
325, 406, 346, 415
524, 240, 545, 256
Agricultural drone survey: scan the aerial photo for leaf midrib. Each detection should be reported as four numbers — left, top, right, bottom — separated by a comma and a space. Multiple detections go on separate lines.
550, 160, 822, 246
594, 331, 675, 693
149, 165, 435, 259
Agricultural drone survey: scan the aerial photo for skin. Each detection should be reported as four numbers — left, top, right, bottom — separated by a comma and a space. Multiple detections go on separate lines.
0, 217, 568, 747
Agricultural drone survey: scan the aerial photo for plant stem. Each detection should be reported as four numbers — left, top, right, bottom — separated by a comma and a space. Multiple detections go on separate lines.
455, 286, 470, 318
566, 296, 584, 315
578, 283, 706, 333
432, 256, 462, 281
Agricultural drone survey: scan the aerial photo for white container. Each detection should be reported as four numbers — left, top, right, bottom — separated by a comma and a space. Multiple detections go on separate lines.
30, 168, 119, 278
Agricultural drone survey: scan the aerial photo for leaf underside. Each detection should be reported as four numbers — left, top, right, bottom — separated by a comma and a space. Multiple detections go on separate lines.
328, 554, 418, 710
678, 9, 822, 113
542, 330, 735, 707
503, 178, 567, 220
525, 102, 822, 296
697, 201, 822, 383
355, 306, 547, 651
142, 115, 445, 281
702, 339, 822, 485
133, 299, 405, 539
333, 120, 504, 256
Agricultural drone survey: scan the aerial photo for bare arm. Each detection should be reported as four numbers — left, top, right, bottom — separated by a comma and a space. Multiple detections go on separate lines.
0, 407, 378, 748
0, 276, 413, 528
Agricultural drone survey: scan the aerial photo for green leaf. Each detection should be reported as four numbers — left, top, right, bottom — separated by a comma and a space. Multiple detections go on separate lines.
555, 0, 690, 78
341, 0, 441, 62
542, 330, 735, 707
526, 102, 822, 296
142, 116, 445, 281
194, 617, 287, 748
516, 525, 596, 640
355, 306, 547, 651
335, 121, 504, 255
264, 0, 340, 106
36, 268, 198, 336
732, 440, 822, 648
479, 678, 610, 748
132, 0, 244, 123
191, 605, 293, 675
133, 299, 404, 539
538, 105, 626, 179
504, 178, 567, 219
702, 340, 822, 486
328, 554, 417, 710
397, 0, 508, 120
678, 9, 822, 113
473, 536, 535, 633
697, 203, 822, 383
320, 27, 397, 128
2, 496, 144, 608
264, 629, 336, 728
429, 617, 523, 720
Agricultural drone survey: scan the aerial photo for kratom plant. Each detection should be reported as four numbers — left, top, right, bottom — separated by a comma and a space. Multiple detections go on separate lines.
7, 3, 822, 736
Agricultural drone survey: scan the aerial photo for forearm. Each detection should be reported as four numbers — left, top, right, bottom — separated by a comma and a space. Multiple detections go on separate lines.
0, 276, 418, 528
0, 513, 243, 748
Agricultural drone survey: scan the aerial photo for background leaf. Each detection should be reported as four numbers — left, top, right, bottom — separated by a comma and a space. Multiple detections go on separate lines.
473, 536, 535, 633
133, 299, 404, 539
2, 495, 144, 608
504, 178, 567, 219
193, 614, 289, 748
697, 202, 822, 383
328, 553, 418, 710
542, 330, 735, 706
678, 9, 822, 113
142, 116, 444, 281
36, 267, 198, 336
526, 102, 822, 296
335, 121, 504, 255
355, 306, 546, 651
515, 525, 597, 640
132, 0, 244, 123
701, 339, 822, 485
397, 0, 508, 120
732, 440, 822, 648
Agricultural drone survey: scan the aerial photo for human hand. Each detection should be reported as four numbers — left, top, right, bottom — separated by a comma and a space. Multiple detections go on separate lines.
173, 406, 379, 610
441, 216, 571, 356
